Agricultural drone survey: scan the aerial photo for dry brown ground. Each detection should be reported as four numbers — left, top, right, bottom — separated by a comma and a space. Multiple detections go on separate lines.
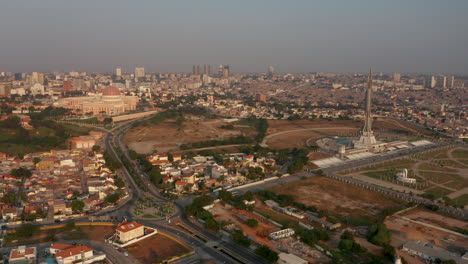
125, 234, 191, 264
267, 130, 323, 149
123, 116, 253, 154
307, 151, 332, 161
401, 208, 468, 230
269, 176, 402, 218
385, 215, 467, 252
210, 203, 278, 248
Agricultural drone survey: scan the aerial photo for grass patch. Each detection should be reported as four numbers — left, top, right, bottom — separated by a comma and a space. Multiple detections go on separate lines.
452, 149, 468, 159
142, 214, 156, 218
424, 187, 452, 199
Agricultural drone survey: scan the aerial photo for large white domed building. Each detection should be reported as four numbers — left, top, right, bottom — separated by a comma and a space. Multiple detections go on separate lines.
58, 86, 139, 116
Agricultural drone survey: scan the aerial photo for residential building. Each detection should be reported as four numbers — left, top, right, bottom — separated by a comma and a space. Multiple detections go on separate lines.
115, 221, 144, 243
0, 81, 12, 96
278, 253, 308, 264
9, 246, 36, 264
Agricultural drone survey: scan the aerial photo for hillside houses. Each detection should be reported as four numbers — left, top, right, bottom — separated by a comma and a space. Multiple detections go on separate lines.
0, 149, 122, 222
147, 152, 277, 194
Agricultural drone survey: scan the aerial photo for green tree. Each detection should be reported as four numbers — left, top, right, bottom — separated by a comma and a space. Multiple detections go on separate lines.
32, 157, 41, 165
341, 230, 354, 240
71, 200, 85, 212
1, 115, 21, 129
92, 145, 101, 152
218, 189, 233, 203
114, 177, 125, 188
1, 191, 17, 205
246, 219, 258, 228
204, 218, 220, 231
103, 117, 113, 124
255, 245, 279, 262
11, 167, 32, 179
15, 224, 40, 238
232, 230, 251, 247
368, 223, 392, 246
105, 192, 121, 203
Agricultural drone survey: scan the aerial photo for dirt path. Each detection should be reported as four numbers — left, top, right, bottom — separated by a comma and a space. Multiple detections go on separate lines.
447, 188, 468, 199
447, 147, 468, 169
412, 161, 458, 192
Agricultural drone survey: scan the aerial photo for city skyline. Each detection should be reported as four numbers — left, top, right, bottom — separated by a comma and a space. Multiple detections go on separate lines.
0, 0, 467, 74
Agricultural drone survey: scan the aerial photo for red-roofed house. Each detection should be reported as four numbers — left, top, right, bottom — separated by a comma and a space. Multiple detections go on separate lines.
115, 221, 144, 243
9, 246, 36, 264
48, 243, 74, 254
54, 245, 93, 264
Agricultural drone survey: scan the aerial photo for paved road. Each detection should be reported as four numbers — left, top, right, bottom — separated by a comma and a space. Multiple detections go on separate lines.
106, 115, 269, 264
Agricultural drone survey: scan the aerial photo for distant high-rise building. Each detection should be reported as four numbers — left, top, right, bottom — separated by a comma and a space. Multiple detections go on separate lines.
196, 65, 201, 75
115, 67, 122, 77
0, 81, 12, 96
192, 65, 197, 75
433, 75, 447, 88
446, 75, 455, 89
31, 72, 40, 85
424, 76, 436, 88
393, 73, 401, 82
222, 65, 230, 78
268, 66, 275, 75
14, 73, 22, 81
134, 67, 145, 79
203, 65, 211, 75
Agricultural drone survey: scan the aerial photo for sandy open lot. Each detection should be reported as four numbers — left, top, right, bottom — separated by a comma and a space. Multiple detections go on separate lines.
385, 215, 467, 253
401, 209, 468, 230
124, 116, 253, 153
269, 176, 403, 221
125, 234, 191, 263
210, 203, 278, 248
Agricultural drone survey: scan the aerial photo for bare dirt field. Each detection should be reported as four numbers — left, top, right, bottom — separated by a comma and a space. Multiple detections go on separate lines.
210, 203, 278, 248
269, 176, 404, 224
125, 234, 191, 263
385, 215, 467, 253
307, 151, 332, 161
124, 116, 254, 154
401, 208, 468, 230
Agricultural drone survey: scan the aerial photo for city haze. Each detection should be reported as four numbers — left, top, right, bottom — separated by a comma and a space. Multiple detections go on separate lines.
0, 0, 467, 74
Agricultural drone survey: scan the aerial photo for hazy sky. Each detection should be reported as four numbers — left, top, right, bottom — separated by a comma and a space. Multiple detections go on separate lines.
1, 0, 467, 74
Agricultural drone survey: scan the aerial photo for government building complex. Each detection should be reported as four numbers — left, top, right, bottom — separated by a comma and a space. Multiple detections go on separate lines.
57, 86, 138, 116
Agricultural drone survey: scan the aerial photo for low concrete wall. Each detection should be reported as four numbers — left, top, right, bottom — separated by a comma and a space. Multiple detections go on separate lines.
112, 110, 158, 122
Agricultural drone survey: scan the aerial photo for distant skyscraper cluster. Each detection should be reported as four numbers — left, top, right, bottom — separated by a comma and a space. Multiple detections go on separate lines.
192, 65, 212, 75
134, 67, 145, 81
425, 74, 455, 89
268, 66, 275, 75
218, 65, 230, 78
115, 67, 122, 77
